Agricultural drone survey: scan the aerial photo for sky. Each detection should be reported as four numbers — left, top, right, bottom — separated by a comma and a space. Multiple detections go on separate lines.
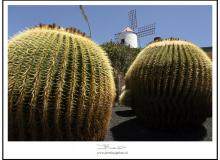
8, 5, 212, 47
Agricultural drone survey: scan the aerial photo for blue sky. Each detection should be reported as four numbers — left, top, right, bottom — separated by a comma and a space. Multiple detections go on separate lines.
8, 5, 212, 47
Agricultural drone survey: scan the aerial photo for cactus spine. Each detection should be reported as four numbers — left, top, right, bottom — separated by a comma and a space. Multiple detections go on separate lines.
120, 38, 212, 128
8, 25, 116, 140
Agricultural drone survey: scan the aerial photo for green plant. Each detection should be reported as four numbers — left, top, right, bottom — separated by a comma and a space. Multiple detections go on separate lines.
101, 41, 141, 103
8, 24, 116, 140
101, 41, 141, 74
120, 38, 212, 128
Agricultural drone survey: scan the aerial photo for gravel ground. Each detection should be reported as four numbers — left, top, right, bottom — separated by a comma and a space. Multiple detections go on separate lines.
105, 106, 212, 141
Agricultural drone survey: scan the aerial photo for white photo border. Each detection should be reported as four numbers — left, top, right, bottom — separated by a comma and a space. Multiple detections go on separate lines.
2, 1, 218, 159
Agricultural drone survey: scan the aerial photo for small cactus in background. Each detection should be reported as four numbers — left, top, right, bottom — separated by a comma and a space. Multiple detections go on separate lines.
8, 24, 116, 140
120, 38, 212, 128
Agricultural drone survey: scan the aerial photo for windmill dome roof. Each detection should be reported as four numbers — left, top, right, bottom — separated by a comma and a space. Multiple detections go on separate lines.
122, 27, 134, 32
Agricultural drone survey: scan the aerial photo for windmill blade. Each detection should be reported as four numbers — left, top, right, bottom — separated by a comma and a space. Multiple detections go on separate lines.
114, 32, 120, 41
137, 23, 156, 38
128, 9, 137, 30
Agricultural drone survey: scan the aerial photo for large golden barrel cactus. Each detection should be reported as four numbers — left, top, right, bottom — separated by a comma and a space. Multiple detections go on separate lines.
8, 24, 116, 140
120, 38, 212, 128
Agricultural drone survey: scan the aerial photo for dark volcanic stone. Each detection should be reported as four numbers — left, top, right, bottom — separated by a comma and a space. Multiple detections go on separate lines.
105, 106, 212, 141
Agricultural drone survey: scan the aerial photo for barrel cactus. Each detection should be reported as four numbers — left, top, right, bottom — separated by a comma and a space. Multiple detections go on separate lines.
8, 24, 116, 140
120, 38, 212, 128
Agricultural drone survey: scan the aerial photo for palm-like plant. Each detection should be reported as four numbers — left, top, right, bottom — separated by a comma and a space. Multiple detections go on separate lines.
79, 5, 92, 38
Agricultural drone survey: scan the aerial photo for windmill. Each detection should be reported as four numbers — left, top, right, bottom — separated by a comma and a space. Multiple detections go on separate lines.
114, 9, 156, 48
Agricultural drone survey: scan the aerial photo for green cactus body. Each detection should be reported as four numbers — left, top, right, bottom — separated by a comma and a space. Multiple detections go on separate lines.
120, 38, 212, 128
8, 25, 116, 140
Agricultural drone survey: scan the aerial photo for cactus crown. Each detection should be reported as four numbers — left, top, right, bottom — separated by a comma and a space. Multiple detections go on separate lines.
146, 37, 199, 48
31, 23, 89, 37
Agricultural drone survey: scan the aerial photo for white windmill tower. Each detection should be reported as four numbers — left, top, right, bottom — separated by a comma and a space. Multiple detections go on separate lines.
115, 9, 156, 48
118, 27, 138, 48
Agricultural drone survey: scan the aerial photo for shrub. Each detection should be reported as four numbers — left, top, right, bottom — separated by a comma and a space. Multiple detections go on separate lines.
101, 41, 141, 103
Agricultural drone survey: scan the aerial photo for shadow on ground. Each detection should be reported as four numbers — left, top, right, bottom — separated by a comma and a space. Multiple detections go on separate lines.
111, 118, 207, 141
105, 107, 212, 141
115, 110, 135, 117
